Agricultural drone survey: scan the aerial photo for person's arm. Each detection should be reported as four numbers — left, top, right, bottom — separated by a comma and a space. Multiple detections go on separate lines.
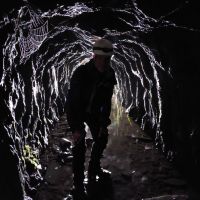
66, 67, 85, 132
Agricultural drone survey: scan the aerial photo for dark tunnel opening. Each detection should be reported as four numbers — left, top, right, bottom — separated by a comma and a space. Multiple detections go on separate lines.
0, 1, 200, 199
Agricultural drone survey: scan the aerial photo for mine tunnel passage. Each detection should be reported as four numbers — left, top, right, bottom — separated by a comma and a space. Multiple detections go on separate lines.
35, 38, 200, 199
1, 2, 200, 200
36, 96, 191, 200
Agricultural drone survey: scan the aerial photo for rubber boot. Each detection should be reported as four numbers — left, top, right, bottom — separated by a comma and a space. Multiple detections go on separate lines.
88, 131, 110, 182
72, 135, 87, 200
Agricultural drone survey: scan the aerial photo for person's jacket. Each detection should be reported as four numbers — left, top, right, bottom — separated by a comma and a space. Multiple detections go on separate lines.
66, 59, 117, 132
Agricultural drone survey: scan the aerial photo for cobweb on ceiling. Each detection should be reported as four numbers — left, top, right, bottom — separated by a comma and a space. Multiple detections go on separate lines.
18, 6, 48, 62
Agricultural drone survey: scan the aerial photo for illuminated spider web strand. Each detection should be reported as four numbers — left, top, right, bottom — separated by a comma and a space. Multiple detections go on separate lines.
19, 8, 48, 61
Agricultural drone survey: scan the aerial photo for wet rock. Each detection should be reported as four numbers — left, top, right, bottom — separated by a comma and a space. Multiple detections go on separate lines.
44, 161, 63, 185
59, 138, 72, 151
63, 195, 73, 200
52, 144, 62, 155
142, 194, 189, 200
44, 160, 71, 180
57, 151, 73, 164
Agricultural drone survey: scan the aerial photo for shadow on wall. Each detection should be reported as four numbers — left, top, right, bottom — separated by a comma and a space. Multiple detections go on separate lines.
139, 25, 200, 182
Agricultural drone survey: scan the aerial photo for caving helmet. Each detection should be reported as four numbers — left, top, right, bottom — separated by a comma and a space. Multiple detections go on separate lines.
93, 38, 113, 56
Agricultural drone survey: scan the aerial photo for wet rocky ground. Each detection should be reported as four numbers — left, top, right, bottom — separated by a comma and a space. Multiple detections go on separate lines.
35, 107, 199, 200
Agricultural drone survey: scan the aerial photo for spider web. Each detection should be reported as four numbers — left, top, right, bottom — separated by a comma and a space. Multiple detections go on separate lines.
19, 7, 48, 62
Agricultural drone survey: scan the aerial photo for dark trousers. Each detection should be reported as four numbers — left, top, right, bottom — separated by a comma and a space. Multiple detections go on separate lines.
72, 119, 108, 186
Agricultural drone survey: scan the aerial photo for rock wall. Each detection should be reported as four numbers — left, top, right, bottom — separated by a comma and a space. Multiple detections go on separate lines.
143, 26, 200, 173
135, 0, 200, 177
0, 7, 69, 199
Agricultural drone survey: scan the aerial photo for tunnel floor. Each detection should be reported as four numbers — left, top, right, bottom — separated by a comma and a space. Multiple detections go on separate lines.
35, 109, 194, 200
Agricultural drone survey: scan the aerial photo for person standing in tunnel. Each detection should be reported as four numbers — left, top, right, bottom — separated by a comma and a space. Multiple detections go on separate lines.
66, 38, 117, 200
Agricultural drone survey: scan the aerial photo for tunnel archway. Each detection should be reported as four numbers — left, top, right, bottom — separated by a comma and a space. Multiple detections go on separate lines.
0, 1, 200, 199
